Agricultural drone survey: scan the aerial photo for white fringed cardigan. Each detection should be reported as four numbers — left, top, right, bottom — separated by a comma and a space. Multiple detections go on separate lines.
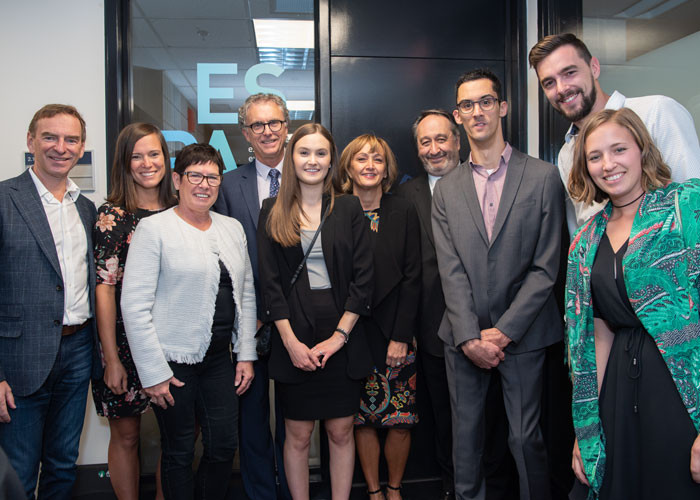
121, 207, 257, 388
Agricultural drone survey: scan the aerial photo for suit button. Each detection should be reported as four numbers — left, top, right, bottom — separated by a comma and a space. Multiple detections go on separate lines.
266, 310, 270, 315
56, 285, 63, 292
54, 320, 61, 326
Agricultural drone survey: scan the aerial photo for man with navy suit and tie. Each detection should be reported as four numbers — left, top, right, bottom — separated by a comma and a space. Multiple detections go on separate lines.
213, 93, 290, 499
0, 104, 97, 499
432, 69, 564, 500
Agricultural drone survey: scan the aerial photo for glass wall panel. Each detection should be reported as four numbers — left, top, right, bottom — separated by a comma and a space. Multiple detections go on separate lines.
582, 0, 700, 140
128, 0, 317, 474
131, 0, 315, 172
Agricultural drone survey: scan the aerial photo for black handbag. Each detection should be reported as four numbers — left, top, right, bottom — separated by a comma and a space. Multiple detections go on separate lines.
255, 205, 331, 357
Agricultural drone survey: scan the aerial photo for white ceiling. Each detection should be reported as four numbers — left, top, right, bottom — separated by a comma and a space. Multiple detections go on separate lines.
131, 0, 314, 113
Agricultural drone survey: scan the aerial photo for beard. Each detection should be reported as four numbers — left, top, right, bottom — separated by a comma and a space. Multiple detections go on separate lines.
422, 149, 460, 177
556, 80, 597, 123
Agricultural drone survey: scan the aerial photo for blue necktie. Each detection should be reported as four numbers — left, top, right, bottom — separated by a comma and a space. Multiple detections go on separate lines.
268, 169, 280, 198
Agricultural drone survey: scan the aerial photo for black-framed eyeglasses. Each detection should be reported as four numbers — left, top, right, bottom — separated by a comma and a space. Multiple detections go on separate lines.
457, 96, 499, 114
182, 171, 222, 187
244, 120, 286, 134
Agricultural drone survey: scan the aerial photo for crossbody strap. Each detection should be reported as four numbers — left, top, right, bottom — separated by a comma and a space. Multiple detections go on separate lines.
290, 203, 331, 287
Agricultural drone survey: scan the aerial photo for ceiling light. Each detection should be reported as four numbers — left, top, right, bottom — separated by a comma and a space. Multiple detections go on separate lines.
253, 19, 314, 49
286, 100, 315, 111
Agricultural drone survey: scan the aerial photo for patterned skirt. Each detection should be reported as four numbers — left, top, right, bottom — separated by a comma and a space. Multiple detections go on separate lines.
355, 343, 418, 428
91, 323, 150, 419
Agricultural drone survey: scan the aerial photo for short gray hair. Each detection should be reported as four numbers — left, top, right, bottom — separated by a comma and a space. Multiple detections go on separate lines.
238, 93, 290, 127
411, 109, 459, 143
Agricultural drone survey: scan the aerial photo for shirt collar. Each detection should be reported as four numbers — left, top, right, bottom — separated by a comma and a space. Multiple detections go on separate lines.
255, 157, 284, 179
565, 91, 625, 144
427, 174, 440, 194
605, 90, 625, 110
468, 142, 512, 174
564, 123, 580, 144
28, 167, 81, 202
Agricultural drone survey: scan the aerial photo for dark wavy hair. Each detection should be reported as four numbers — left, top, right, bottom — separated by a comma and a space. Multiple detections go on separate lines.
107, 123, 176, 213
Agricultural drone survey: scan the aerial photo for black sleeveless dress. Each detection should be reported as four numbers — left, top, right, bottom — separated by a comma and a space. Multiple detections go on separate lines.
590, 233, 700, 499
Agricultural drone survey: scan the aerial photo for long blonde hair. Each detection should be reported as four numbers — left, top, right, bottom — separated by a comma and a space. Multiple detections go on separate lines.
266, 123, 337, 247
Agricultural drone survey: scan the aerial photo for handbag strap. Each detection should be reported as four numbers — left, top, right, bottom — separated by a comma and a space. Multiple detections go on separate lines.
290, 203, 331, 287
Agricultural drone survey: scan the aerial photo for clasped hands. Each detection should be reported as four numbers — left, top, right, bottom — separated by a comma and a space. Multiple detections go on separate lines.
460, 327, 511, 369
286, 331, 346, 372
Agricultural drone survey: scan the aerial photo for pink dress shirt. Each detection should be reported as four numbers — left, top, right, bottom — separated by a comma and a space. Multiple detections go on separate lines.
468, 143, 512, 242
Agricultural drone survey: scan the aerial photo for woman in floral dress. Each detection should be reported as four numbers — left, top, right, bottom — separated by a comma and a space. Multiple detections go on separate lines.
92, 123, 176, 499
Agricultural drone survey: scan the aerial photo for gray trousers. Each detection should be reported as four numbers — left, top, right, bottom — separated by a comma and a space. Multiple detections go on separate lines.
444, 343, 551, 500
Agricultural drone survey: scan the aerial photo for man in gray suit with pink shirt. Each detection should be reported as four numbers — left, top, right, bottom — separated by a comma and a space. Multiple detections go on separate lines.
432, 69, 564, 500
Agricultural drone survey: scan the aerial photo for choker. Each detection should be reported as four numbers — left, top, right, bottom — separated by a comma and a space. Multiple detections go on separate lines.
611, 191, 644, 208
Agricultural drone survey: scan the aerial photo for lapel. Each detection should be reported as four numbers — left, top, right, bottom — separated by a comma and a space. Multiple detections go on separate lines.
320, 195, 335, 276
490, 149, 526, 246
240, 162, 260, 229
459, 164, 489, 247
413, 175, 435, 248
75, 197, 94, 247
372, 194, 402, 305
75, 195, 97, 303
9, 170, 63, 278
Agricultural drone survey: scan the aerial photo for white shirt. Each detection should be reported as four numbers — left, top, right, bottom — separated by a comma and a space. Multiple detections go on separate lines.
428, 174, 440, 195
558, 90, 700, 234
255, 158, 284, 208
28, 168, 91, 325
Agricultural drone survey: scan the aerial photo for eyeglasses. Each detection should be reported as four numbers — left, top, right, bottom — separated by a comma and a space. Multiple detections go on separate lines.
182, 171, 222, 187
244, 120, 286, 134
456, 96, 499, 115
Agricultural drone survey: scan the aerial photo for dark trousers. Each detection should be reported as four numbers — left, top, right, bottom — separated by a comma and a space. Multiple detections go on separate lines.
154, 348, 238, 500
417, 349, 454, 492
237, 356, 290, 500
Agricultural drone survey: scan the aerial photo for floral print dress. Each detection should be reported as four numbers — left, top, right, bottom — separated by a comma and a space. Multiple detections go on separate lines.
91, 203, 162, 418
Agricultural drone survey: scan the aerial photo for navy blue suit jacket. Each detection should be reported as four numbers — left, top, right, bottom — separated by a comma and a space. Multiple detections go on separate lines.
0, 170, 97, 397
213, 161, 262, 303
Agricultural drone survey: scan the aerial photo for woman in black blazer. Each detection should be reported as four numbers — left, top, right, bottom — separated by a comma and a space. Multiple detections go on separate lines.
257, 123, 374, 500
336, 134, 421, 500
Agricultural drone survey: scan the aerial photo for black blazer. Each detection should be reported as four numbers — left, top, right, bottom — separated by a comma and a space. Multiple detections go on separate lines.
257, 194, 374, 383
368, 193, 421, 354
395, 175, 447, 357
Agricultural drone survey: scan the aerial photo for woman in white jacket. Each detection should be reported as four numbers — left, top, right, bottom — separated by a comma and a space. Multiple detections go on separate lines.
121, 143, 256, 500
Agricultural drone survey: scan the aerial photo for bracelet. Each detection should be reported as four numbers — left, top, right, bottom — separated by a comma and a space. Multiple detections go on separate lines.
335, 327, 349, 344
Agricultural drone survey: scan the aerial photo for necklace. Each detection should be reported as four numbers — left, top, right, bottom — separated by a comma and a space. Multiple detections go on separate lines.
611, 191, 644, 208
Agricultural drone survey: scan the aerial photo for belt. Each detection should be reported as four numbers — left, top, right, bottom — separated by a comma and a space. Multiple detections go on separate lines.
62, 319, 90, 336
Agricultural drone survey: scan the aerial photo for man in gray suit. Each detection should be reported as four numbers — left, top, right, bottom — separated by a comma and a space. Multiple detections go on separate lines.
432, 69, 564, 500
0, 104, 97, 499
213, 93, 290, 500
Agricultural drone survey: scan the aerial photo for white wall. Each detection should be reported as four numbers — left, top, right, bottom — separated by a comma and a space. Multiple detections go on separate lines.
0, 0, 110, 465
0, 1, 109, 204
597, 30, 700, 138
